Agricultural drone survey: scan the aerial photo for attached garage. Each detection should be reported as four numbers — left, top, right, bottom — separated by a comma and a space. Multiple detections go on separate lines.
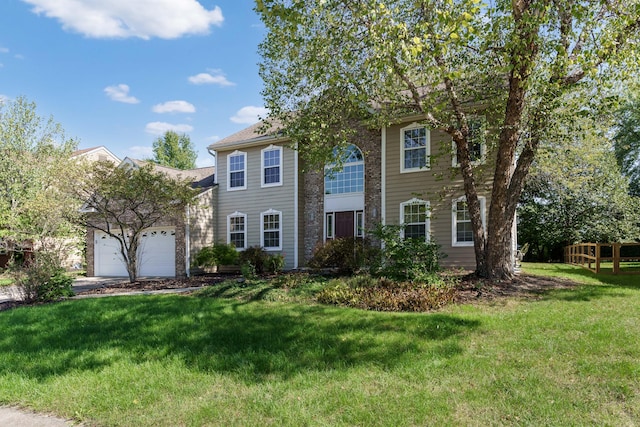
94, 227, 176, 277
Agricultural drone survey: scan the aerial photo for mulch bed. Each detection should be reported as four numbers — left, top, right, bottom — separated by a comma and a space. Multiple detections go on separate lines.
455, 273, 577, 304
1, 272, 577, 312
79, 274, 233, 295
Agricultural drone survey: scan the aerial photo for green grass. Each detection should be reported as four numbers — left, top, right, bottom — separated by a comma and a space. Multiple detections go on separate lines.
0, 276, 12, 287
0, 264, 639, 425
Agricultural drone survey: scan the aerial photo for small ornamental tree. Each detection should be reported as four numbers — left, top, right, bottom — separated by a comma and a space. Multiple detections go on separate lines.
77, 161, 197, 282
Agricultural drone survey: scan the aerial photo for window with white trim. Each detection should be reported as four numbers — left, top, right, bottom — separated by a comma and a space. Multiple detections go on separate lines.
227, 212, 247, 249
356, 211, 364, 237
326, 213, 334, 239
401, 198, 430, 241
401, 124, 430, 172
261, 209, 282, 250
227, 151, 247, 190
261, 145, 283, 187
324, 144, 364, 195
452, 116, 486, 166
452, 196, 485, 247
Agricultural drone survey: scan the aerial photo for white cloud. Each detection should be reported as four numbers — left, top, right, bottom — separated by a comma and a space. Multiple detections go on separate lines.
145, 121, 194, 135
188, 70, 235, 86
104, 84, 140, 104
0, 47, 8, 54
0, 94, 9, 104
196, 154, 215, 168
126, 145, 153, 159
23, 0, 224, 40
152, 100, 196, 114
206, 135, 221, 143
230, 106, 268, 124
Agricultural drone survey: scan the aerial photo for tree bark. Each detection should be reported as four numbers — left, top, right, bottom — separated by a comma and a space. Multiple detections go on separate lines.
478, 0, 541, 280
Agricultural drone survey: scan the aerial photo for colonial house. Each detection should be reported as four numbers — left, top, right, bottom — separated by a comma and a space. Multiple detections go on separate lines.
84, 115, 513, 278
209, 115, 509, 271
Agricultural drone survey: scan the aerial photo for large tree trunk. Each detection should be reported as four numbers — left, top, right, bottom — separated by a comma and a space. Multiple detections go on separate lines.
475, 0, 541, 280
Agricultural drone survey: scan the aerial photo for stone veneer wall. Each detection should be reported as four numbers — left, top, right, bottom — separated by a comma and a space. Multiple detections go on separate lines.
301, 122, 382, 265
302, 169, 324, 263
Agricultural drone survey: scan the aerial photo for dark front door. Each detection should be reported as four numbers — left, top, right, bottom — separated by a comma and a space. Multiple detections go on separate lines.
335, 211, 355, 238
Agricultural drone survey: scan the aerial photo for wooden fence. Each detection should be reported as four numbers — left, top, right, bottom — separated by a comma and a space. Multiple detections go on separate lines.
564, 243, 640, 275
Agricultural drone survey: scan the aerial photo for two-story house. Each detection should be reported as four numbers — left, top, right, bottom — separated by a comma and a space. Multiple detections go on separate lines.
210, 114, 503, 270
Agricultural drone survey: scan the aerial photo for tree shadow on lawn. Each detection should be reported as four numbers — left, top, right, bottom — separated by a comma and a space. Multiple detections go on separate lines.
0, 295, 479, 383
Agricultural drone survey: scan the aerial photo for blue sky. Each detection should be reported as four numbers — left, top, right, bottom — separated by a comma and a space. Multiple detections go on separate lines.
0, 0, 267, 167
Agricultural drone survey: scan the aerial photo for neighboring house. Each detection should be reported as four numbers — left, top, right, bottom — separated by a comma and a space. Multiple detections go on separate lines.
209, 115, 515, 270
85, 158, 216, 278
71, 146, 121, 164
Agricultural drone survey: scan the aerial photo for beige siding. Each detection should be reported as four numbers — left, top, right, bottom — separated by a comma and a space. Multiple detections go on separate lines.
189, 187, 216, 258
216, 143, 297, 269
384, 122, 494, 269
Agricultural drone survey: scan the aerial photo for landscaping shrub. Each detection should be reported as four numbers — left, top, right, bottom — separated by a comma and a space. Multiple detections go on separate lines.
316, 274, 457, 312
239, 246, 270, 274
309, 237, 379, 274
370, 224, 443, 281
193, 243, 239, 267
265, 253, 285, 274
12, 252, 74, 303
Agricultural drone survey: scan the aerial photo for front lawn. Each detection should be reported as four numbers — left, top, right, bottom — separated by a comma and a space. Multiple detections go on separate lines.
0, 263, 638, 425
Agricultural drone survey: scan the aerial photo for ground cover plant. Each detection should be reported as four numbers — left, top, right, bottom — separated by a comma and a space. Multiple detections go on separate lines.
0, 263, 639, 425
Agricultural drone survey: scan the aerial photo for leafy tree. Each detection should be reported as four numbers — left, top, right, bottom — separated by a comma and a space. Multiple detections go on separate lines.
256, 0, 640, 279
614, 98, 640, 197
0, 96, 81, 264
76, 161, 198, 282
518, 114, 640, 261
151, 131, 197, 170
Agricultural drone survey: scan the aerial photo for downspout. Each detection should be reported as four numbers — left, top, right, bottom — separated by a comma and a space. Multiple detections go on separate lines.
208, 148, 218, 247
380, 126, 387, 249
293, 143, 299, 269
185, 206, 190, 278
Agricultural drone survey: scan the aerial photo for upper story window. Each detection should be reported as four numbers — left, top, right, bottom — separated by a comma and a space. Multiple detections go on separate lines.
261, 209, 282, 250
453, 116, 487, 166
227, 150, 247, 191
401, 198, 430, 241
227, 212, 247, 249
452, 196, 486, 247
401, 124, 430, 173
324, 144, 364, 195
261, 145, 283, 187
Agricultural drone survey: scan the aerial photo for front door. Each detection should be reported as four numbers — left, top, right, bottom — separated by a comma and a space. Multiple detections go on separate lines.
335, 211, 355, 238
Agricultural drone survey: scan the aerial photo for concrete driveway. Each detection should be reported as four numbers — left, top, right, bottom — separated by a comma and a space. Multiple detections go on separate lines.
0, 277, 129, 303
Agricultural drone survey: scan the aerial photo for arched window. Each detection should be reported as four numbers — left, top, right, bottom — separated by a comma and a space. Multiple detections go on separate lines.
324, 144, 364, 195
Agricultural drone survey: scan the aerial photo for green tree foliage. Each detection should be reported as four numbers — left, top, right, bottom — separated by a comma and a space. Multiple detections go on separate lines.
518, 116, 640, 261
256, 0, 640, 279
76, 161, 198, 282
0, 96, 81, 260
151, 131, 197, 170
614, 98, 640, 197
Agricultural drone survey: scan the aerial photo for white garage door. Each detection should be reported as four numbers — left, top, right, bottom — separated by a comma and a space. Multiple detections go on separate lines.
95, 227, 176, 277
